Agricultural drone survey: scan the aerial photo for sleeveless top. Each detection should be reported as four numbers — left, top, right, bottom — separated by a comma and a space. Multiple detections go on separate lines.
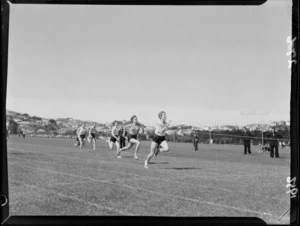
155, 120, 167, 136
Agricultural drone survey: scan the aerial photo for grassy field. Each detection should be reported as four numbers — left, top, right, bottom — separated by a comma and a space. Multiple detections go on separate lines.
7, 135, 290, 224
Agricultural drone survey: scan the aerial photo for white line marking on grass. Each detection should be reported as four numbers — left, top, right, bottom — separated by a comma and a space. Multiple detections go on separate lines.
103, 179, 273, 217
144, 177, 287, 202
9, 163, 160, 190
9, 145, 287, 181
187, 171, 287, 179
9, 147, 285, 186
8, 146, 147, 170
167, 153, 289, 172
10, 163, 273, 216
8, 147, 117, 165
9, 179, 133, 215
153, 167, 287, 189
12, 164, 272, 217
10, 157, 286, 203
52, 177, 160, 186
8, 155, 146, 178
9, 149, 287, 201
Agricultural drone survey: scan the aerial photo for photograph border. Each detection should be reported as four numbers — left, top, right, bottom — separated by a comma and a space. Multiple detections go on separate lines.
1, 0, 298, 225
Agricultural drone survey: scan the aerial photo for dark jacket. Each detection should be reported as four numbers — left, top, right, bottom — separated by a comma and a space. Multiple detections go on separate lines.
243, 130, 252, 142
268, 132, 282, 145
193, 136, 199, 143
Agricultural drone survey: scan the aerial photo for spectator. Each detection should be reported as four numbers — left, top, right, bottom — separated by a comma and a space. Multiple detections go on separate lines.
267, 128, 282, 158
193, 134, 199, 152
243, 127, 252, 155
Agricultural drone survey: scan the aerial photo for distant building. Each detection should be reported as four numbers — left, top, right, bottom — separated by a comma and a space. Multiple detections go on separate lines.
19, 121, 30, 125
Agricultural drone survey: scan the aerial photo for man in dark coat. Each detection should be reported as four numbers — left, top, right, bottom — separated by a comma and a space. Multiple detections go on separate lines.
268, 128, 282, 158
193, 134, 199, 152
243, 127, 252, 155
118, 125, 126, 149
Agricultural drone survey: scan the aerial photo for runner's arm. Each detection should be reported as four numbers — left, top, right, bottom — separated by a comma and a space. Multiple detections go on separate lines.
160, 121, 171, 134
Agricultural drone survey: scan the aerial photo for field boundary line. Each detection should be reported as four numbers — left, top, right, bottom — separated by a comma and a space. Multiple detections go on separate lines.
9, 179, 133, 215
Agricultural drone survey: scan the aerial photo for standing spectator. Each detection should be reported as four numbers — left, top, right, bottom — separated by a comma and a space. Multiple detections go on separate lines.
243, 127, 252, 155
118, 125, 127, 149
18, 128, 22, 138
268, 128, 282, 158
193, 134, 199, 152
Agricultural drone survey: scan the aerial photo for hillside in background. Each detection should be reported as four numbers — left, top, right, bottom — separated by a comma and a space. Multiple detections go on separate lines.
6, 110, 290, 144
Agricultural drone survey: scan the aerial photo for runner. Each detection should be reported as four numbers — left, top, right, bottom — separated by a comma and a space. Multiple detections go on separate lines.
74, 123, 86, 151
106, 121, 121, 152
88, 123, 97, 150
117, 115, 144, 159
144, 111, 171, 168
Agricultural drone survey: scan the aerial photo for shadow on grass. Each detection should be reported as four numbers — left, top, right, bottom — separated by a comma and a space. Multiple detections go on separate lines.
165, 167, 202, 170
150, 162, 168, 164
119, 156, 136, 159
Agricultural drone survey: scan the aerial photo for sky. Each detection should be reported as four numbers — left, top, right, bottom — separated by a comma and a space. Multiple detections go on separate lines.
6, 0, 292, 127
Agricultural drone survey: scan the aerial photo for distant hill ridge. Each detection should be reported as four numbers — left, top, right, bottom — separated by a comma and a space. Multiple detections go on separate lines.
6, 109, 289, 136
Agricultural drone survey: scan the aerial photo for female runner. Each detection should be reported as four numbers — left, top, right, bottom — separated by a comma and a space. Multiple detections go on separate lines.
117, 115, 144, 159
107, 121, 121, 152
144, 111, 171, 168
88, 123, 97, 150
74, 122, 87, 151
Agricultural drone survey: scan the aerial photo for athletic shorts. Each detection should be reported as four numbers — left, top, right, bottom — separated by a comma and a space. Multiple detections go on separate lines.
128, 134, 138, 141
77, 134, 86, 141
152, 135, 166, 145
90, 133, 96, 139
110, 135, 119, 143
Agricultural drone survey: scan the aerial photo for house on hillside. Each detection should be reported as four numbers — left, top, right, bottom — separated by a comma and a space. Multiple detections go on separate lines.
199, 126, 210, 131
218, 126, 234, 131
277, 121, 287, 126
144, 126, 155, 134
19, 121, 30, 125
165, 130, 176, 135
34, 120, 43, 126
14, 118, 21, 123
42, 119, 49, 125
177, 130, 184, 136
58, 128, 71, 134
